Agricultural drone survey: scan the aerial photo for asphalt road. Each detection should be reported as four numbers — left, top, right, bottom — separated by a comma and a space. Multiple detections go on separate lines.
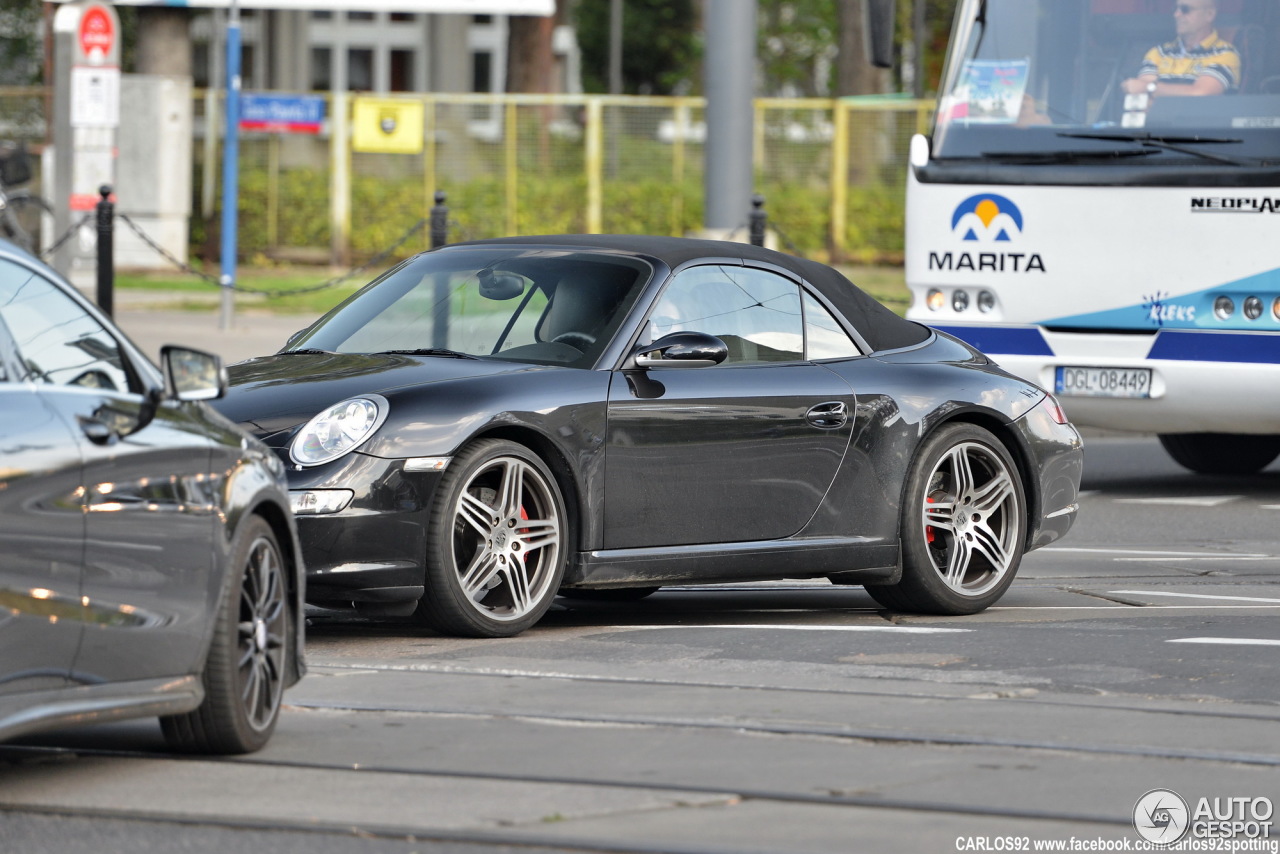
3, 435, 1278, 853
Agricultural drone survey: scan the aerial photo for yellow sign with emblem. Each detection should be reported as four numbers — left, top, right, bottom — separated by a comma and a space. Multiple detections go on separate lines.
352, 98, 425, 154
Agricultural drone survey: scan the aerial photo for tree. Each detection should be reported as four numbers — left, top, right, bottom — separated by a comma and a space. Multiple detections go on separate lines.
507, 1, 565, 93
0, 0, 44, 85
574, 0, 699, 95
758, 0, 838, 97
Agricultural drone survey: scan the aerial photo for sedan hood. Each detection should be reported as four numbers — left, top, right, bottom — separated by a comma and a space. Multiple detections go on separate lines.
217, 352, 544, 438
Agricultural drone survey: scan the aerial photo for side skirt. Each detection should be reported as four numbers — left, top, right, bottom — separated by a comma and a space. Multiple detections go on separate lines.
565, 538, 899, 588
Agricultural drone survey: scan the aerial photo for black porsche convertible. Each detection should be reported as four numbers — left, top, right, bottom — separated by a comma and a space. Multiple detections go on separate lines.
217, 235, 1082, 637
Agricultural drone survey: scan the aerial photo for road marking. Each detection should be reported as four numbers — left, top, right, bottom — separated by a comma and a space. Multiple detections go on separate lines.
1110, 590, 1280, 604
1263, 505, 1280, 511
1112, 496, 1239, 507
622, 624, 971, 634
1167, 637, 1280, 647
1046, 547, 1271, 558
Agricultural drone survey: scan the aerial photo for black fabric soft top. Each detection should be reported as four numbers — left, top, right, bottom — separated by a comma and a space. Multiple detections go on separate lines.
444, 234, 930, 354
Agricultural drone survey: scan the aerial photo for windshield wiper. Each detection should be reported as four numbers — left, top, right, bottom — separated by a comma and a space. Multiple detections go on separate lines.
277, 348, 335, 355
979, 148, 1159, 164
1057, 132, 1246, 165
371, 348, 481, 360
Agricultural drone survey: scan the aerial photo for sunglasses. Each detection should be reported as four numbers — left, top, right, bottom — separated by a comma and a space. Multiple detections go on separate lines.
1174, 4, 1203, 13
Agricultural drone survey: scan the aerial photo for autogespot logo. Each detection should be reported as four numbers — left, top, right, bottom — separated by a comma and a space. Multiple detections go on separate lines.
1134, 788, 1191, 844
951, 193, 1024, 242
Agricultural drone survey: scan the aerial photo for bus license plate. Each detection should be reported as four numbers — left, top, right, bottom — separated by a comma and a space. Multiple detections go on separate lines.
1055, 366, 1152, 398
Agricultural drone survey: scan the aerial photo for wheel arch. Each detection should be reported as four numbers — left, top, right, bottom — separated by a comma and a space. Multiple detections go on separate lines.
914, 409, 1041, 552
245, 497, 306, 686
468, 423, 586, 551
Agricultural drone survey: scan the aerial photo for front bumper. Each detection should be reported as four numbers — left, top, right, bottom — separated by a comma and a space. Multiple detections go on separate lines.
283, 451, 446, 609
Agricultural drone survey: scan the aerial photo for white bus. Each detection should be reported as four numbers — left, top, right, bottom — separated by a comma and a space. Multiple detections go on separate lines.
903, 0, 1280, 474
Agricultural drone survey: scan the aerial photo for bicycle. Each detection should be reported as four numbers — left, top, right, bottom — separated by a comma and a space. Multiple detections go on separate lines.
0, 142, 55, 256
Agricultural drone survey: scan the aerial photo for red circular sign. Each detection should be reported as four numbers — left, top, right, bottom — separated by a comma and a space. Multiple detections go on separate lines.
79, 6, 115, 62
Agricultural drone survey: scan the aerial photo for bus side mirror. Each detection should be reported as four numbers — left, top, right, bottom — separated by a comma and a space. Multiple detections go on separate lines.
866, 0, 896, 69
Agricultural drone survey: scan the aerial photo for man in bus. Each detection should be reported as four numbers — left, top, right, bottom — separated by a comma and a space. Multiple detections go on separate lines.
1122, 0, 1241, 97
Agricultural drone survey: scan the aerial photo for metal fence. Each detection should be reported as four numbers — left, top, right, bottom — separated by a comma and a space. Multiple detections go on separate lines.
4, 87, 932, 267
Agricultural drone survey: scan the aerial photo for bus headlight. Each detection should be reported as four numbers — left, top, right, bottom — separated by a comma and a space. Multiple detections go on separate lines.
1213, 296, 1235, 320
977, 290, 997, 313
951, 290, 970, 312
1243, 296, 1263, 321
926, 289, 945, 311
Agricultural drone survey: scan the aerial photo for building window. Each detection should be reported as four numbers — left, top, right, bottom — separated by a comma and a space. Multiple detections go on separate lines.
391, 13, 416, 23
473, 51, 493, 93
311, 47, 331, 91
390, 50, 414, 92
349, 11, 375, 22
348, 48, 374, 91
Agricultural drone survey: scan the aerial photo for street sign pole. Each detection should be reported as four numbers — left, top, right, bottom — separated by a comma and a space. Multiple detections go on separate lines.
219, 0, 241, 331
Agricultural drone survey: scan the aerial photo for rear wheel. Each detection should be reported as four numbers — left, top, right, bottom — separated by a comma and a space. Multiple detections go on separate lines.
867, 423, 1026, 615
161, 516, 288, 754
417, 439, 568, 637
1158, 433, 1280, 475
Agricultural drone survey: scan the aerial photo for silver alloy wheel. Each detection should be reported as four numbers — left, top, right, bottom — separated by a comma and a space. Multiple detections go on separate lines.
919, 441, 1021, 597
238, 535, 287, 732
450, 455, 562, 623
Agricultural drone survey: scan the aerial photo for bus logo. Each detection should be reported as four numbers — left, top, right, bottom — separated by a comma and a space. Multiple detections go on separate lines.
952, 194, 1024, 242
930, 193, 1044, 273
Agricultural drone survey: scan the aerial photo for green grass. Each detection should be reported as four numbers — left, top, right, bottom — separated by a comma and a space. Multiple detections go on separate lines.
114, 263, 910, 317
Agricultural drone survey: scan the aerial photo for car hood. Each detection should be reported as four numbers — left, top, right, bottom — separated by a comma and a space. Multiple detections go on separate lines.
217, 352, 545, 438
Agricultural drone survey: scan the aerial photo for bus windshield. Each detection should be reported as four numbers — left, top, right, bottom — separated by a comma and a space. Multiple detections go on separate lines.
932, 0, 1280, 163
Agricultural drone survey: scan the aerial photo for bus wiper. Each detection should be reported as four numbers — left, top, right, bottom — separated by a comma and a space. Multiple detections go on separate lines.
979, 148, 1159, 164
1057, 131, 1246, 165
371, 348, 481, 360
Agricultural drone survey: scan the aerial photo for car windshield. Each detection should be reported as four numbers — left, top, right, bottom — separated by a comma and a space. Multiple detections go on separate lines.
932, 0, 1280, 164
286, 248, 652, 368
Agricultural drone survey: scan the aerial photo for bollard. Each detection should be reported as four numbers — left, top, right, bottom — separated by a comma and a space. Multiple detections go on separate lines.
96, 185, 114, 318
749, 194, 767, 247
430, 191, 449, 249
430, 191, 450, 348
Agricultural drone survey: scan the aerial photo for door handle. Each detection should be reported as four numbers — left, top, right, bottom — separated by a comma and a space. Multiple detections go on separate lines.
805, 401, 848, 429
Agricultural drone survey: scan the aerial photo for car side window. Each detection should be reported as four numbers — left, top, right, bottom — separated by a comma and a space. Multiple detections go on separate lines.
644, 265, 803, 365
0, 259, 133, 392
802, 291, 861, 360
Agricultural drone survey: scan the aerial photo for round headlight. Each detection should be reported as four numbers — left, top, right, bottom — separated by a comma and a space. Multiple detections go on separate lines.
1273, 296, 1280, 321
290, 395, 389, 466
926, 289, 945, 311
977, 290, 997, 313
1213, 296, 1235, 320
1243, 296, 1263, 321
951, 290, 970, 312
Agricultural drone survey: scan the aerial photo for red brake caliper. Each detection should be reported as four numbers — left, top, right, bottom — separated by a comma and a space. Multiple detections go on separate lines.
925, 495, 936, 544
518, 506, 529, 563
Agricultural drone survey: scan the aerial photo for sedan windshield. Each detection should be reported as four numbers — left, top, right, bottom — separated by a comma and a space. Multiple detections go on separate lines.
286, 248, 652, 368
932, 0, 1280, 165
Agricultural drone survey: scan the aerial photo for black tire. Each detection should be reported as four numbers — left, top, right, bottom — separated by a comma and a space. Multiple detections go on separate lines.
416, 439, 568, 637
557, 587, 660, 602
866, 423, 1027, 616
2, 192, 54, 256
1158, 433, 1280, 475
161, 516, 289, 754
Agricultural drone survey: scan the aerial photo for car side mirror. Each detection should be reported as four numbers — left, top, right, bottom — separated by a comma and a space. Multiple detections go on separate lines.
631, 331, 728, 370
161, 345, 227, 401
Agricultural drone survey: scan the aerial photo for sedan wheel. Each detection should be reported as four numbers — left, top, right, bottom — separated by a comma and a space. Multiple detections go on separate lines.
866, 423, 1026, 615
418, 439, 567, 637
161, 516, 288, 754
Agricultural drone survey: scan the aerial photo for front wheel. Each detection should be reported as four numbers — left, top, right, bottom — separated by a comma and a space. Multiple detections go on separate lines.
416, 439, 568, 637
866, 423, 1026, 616
161, 516, 289, 754
1158, 433, 1280, 475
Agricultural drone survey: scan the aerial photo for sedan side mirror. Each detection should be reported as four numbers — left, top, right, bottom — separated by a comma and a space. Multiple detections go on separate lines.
631, 331, 728, 370
161, 345, 227, 401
